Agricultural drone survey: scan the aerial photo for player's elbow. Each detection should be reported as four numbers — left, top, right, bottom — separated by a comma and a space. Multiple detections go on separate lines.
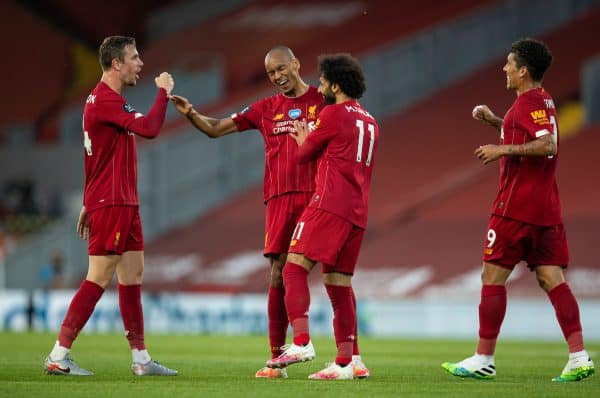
206, 131, 221, 139
544, 139, 557, 156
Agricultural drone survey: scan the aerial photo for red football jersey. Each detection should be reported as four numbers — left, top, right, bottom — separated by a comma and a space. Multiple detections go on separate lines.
231, 86, 323, 202
82, 82, 168, 210
492, 87, 562, 226
298, 100, 379, 228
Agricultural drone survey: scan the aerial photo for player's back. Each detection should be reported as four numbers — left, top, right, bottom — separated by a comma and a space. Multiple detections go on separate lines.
310, 100, 379, 228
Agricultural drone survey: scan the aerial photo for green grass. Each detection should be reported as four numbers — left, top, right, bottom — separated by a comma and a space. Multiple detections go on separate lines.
0, 332, 597, 397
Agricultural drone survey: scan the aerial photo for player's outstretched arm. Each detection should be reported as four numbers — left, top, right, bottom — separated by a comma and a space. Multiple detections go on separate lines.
170, 95, 237, 138
472, 105, 503, 131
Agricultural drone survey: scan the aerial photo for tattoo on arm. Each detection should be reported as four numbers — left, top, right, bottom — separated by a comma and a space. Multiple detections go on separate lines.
505, 134, 555, 156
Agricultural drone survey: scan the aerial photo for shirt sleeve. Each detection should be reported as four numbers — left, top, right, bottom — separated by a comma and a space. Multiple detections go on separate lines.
517, 96, 553, 140
98, 88, 168, 139
231, 100, 264, 132
297, 107, 336, 163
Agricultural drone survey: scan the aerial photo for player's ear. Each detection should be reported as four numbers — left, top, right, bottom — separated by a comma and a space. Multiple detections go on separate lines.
112, 58, 121, 71
519, 65, 528, 79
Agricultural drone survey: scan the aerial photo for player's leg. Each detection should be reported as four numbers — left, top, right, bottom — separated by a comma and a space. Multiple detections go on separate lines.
116, 208, 176, 376
267, 253, 288, 356
266, 252, 316, 368
45, 206, 124, 376
306, 271, 355, 381
257, 194, 307, 378
310, 226, 363, 380
529, 223, 593, 381
349, 287, 370, 378
45, 254, 119, 376
537, 265, 593, 381
443, 216, 522, 379
441, 261, 510, 379
256, 253, 290, 378
116, 251, 176, 376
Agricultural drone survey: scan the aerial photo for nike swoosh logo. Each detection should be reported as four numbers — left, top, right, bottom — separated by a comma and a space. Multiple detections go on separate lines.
48, 363, 70, 373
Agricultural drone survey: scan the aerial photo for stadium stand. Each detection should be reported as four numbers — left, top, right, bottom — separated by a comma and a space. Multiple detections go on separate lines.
3, 0, 600, 298
143, 5, 600, 298
0, 1, 71, 144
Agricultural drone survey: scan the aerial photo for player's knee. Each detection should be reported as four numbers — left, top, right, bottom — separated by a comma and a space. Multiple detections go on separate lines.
270, 269, 284, 287
536, 273, 559, 292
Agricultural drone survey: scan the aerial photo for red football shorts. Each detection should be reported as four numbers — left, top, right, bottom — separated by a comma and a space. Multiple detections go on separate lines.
264, 192, 313, 256
288, 207, 365, 275
88, 206, 144, 255
483, 215, 569, 269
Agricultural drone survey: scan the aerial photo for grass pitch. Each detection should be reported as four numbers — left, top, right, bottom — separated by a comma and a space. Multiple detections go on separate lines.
0, 332, 597, 397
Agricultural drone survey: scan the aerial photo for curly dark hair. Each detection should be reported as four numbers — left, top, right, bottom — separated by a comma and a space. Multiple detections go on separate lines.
510, 38, 552, 82
99, 36, 136, 71
318, 53, 366, 99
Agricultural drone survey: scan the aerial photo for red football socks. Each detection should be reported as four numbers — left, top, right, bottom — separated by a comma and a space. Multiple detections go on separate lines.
548, 282, 584, 352
351, 287, 360, 356
119, 284, 146, 350
58, 280, 104, 348
267, 286, 288, 358
283, 263, 310, 346
326, 284, 355, 366
477, 284, 507, 355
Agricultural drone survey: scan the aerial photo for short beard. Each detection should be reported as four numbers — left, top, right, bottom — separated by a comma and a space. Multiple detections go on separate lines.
323, 93, 335, 105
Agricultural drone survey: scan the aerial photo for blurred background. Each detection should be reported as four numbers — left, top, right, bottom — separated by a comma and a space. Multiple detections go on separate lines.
1, 0, 599, 340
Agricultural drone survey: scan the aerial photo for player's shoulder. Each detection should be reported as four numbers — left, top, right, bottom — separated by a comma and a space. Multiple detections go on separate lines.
519, 87, 553, 106
334, 101, 376, 120
90, 82, 123, 104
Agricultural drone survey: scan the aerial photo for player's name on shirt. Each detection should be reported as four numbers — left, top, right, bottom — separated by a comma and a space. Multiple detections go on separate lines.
344, 104, 374, 119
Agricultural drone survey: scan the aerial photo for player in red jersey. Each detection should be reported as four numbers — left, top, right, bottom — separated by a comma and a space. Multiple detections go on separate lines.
266, 54, 378, 380
442, 38, 594, 382
171, 46, 369, 379
44, 36, 177, 376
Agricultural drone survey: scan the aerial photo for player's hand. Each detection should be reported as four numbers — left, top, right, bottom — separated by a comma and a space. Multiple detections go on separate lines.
170, 95, 193, 116
155, 72, 174, 95
76, 206, 90, 240
475, 144, 503, 165
291, 119, 308, 146
472, 105, 496, 124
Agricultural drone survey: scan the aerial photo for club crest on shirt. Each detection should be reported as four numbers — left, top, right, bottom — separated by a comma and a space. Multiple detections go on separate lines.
530, 109, 549, 125
123, 103, 136, 113
288, 109, 301, 119
308, 105, 317, 119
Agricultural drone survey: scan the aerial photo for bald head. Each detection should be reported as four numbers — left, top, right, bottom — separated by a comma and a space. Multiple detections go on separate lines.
264, 45, 306, 97
265, 45, 295, 65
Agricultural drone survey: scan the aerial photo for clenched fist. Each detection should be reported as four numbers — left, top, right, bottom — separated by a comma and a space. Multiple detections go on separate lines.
155, 72, 174, 95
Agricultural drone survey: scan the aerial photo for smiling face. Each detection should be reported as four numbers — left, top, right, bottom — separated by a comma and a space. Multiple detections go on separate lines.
265, 49, 301, 96
503, 52, 526, 91
117, 45, 143, 86
318, 75, 336, 105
